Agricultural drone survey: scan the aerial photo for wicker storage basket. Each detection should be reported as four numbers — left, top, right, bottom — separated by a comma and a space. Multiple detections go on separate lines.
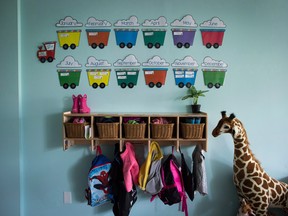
64, 122, 89, 138
181, 123, 205, 139
151, 123, 174, 139
96, 122, 119, 138
124, 123, 146, 139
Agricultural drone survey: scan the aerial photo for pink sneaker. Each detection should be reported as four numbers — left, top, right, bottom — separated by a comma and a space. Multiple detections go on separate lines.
78, 94, 90, 113
71, 94, 79, 113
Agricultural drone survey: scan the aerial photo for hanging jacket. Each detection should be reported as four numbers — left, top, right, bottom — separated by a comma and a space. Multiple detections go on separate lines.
109, 143, 137, 216
138, 141, 163, 194
120, 142, 140, 192
192, 145, 208, 195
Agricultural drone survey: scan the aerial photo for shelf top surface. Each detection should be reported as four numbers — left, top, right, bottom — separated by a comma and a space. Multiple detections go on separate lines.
63, 111, 207, 117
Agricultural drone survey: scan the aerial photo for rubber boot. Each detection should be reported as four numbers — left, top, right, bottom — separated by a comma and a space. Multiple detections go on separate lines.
78, 94, 90, 113
71, 94, 79, 113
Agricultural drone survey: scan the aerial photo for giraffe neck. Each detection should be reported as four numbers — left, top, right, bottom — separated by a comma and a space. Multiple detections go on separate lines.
232, 125, 264, 183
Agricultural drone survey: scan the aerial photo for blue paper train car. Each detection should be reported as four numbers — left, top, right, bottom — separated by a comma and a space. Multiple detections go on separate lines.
173, 68, 197, 88
114, 29, 139, 48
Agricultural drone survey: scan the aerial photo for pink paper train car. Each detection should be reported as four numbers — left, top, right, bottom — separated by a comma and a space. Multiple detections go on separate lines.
200, 29, 225, 49
86, 29, 110, 49
143, 68, 168, 88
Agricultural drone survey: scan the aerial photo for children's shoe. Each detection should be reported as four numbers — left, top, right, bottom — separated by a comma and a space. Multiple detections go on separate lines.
78, 94, 90, 113
71, 94, 79, 113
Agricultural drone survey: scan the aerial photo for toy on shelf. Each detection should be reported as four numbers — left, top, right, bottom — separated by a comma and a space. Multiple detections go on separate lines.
212, 111, 288, 216
71, 94, 90, 113
37, 41, 56, 63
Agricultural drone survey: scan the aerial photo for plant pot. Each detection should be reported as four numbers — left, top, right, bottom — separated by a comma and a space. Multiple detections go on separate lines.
191, 104, 201, 113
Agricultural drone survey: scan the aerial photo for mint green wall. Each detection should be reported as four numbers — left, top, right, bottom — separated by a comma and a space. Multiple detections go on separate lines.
0, 0, 20, 216
2, 0, 288, 215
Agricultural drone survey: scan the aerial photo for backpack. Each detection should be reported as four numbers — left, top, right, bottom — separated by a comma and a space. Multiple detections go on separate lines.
109, 143, 137, 216
179, 148, 195, 201
138, 141, 163, 195
85, 146, 112, 207
152, 148, 188, 216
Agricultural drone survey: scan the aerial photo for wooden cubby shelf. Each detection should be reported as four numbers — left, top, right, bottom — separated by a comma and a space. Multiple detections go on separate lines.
62, 112, 208, 151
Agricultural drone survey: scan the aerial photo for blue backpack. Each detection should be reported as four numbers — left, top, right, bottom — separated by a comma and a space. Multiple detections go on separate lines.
85, 146, 112, 207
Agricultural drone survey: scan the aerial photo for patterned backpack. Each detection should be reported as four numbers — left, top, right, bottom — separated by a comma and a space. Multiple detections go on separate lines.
152, 149, 188, 216
85, 146, 112, 207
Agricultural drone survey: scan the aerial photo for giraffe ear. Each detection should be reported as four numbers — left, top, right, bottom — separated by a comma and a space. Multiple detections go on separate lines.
221, 111, 226, 118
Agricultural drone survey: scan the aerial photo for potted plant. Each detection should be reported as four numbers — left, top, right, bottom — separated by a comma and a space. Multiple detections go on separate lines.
182, 86, 208, 113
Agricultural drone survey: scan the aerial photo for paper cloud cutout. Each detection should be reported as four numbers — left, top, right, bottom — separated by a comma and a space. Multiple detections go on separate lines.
113, 54, 141, 67
55, 16, 83, 27
201, 56, 228, 68
172, 56, 198, 68
57, 56, 82, 68
200, 17, 226, 28
85, 17, 111, 27
170, 15, 197, 27
142, 16, 168, 27
142, 56, 169, 67
86, 56, 111, 67
114, 16, 140, 27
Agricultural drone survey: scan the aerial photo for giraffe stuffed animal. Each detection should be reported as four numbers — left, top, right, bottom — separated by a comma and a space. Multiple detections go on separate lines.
212, 111, 288, 216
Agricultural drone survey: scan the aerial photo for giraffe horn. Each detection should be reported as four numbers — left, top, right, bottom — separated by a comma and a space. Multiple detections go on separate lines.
221, 111, 226, 118
229, 113, 236, 119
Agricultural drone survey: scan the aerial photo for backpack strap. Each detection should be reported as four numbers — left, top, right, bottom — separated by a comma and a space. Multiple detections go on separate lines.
96, 145, 102, 156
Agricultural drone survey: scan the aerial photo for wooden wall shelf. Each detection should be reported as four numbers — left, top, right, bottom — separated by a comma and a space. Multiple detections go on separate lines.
62, 112, 208, 151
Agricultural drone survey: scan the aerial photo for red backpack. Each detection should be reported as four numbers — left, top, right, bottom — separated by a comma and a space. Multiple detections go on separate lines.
152, 150, 188, 216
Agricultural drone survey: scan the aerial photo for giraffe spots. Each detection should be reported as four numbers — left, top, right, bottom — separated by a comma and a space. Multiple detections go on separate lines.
275, 184, 282, 193
253, 184, 261, 192
262, 180, 269, 189
247, 162, 256, 174
243, 179, 253, 188
270, 189, 277, 199
240, 153, 251, 161
234, 149, 242, 157
236, 170, 245, 180
235, 159, 246, 169
268, 180, 275, 188
252, 177, 262, 185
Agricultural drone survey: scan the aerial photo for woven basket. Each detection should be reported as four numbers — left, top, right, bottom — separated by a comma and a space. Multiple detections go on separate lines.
181, 123, 205, 139
151, 123, 174, 139
124, 123, 146, 139
96, 122, 119, 138
64, 122, 89, 138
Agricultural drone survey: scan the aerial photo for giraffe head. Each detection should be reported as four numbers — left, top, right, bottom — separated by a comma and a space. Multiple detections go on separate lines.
212, 111, 244, 140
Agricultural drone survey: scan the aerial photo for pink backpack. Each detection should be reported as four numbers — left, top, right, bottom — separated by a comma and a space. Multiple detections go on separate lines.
152, 152, 188, 216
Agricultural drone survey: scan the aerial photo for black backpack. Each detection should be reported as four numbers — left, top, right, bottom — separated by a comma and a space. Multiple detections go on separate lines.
109, 143, 137, 216
179, 148, 195, 201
